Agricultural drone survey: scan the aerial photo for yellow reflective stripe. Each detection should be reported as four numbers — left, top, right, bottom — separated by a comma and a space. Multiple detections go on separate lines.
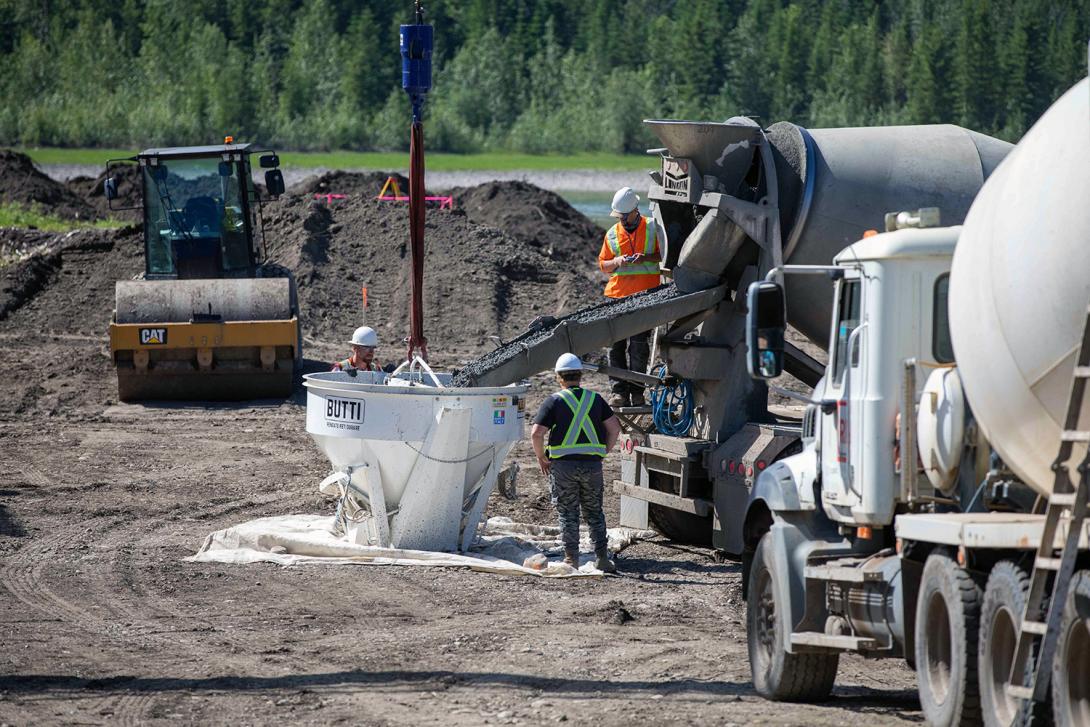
548, 389, 607, 457
560, 389, 596, 448
643, 218, 657, 255
605, 226, 622, 257
613, 264, 660, 276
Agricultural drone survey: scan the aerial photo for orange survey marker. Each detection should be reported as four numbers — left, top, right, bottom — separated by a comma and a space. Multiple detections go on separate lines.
377, 175, 453, 210
377, 176, 404, 199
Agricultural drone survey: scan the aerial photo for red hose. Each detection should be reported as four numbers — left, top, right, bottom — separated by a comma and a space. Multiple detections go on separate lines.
407, 120, 428, 361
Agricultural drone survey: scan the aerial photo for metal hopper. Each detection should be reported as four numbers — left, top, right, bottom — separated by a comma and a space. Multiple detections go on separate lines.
304, 366, 529, 552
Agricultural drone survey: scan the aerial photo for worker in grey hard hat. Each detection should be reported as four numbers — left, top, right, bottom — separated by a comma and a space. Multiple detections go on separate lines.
530, 353, 622, 573
332, 326, 384, 373
598, 187, 662, 408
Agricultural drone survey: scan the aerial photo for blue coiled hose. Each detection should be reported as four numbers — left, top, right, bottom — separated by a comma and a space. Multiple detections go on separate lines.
649, 364, 694, 436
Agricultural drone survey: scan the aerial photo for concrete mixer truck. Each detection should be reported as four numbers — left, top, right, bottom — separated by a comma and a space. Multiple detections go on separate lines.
457, 106, 1012, 552
740, 77, 1089, 725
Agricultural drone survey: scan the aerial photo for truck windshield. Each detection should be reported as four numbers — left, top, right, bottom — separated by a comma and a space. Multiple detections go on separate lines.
143, 158, 250, 276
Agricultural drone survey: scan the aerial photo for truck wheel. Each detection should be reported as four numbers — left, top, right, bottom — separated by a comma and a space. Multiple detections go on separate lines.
979, 561, 1049, 727
647, 472, 712, 546
1052, 570, 1090, 727
915, 552, 983, 726
746, 533, 838, 701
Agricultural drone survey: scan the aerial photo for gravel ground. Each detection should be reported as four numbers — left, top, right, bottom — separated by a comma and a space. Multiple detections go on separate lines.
0, 348, 921, 726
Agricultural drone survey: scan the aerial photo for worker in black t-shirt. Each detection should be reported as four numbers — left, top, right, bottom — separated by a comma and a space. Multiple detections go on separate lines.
530, 353, 622, 572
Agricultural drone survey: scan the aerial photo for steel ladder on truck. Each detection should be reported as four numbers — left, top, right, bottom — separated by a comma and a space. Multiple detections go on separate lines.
1007, 302, 1090, 703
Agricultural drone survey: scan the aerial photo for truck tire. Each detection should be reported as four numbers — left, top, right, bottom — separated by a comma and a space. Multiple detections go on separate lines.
647, 472, 712, 546
915, 552, 983, 726
1052, 570, 1090, 727
979, 561, 1050, 727
746, 533, 838, 701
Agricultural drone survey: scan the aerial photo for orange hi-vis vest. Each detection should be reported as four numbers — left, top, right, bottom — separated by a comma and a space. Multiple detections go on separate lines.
598, 216, 662, 298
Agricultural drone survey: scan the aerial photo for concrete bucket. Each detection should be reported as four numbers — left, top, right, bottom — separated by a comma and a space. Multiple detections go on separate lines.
303, 360, 529, 552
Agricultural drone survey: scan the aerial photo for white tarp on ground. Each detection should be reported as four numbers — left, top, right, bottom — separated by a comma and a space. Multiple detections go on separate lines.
187, 515, 654, 578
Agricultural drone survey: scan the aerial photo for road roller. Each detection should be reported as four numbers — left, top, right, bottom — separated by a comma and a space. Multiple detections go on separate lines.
103, 141, 300, 401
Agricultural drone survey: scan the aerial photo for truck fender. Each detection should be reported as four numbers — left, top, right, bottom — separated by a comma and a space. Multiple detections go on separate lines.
752, 512, 853, 654
748, 443, 817, 513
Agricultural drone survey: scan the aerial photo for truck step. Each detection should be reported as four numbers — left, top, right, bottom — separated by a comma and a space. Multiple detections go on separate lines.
634, 445, 693, 462
1050, 492, 1078, 507
1075, 366, 1090, 378
805, 562, 887, 583
1020, 620, 1048, 636
1034, 556, 1063, 570
1061, 430, 1090, 442
790, 632, 879, 651
612, 480, 712, 516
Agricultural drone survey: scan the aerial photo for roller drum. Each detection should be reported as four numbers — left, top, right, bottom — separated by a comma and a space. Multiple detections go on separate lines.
949, 78, 1090, 496
115, 278, 293, 323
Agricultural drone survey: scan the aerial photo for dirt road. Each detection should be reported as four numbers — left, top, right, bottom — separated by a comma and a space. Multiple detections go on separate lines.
1, 160, 917, 724
0, 343, 920, 726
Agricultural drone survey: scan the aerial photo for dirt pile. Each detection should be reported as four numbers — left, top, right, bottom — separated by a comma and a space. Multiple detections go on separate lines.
0, 170, 608, 409
66, 164, 143, 220
0, 149, 99, 220
290, 170, 408, 200
452, 180, 604, 263
264, 172, 603, 358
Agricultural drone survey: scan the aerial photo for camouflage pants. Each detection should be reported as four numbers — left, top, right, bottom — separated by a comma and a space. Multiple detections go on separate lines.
549, 459, 608, 555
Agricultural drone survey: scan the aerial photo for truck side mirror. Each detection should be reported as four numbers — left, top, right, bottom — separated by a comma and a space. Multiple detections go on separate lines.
103, 177, 118, 200
264, 169, 285, 197
259, 153, 280, 169
746, 280, 786, 379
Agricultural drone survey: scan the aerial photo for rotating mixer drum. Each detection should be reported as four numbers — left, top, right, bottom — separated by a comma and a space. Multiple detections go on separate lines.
949, 78, 1090, 496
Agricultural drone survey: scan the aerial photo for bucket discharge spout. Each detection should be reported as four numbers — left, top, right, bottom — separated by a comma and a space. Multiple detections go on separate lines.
400, 2, 433, 362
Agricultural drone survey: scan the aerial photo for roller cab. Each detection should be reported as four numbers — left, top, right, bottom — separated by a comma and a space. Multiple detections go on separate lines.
104, 142, 299, 401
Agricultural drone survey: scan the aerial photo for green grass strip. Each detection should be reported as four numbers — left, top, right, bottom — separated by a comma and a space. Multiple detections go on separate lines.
18, 147, 655, 172
0, 202, 126, 232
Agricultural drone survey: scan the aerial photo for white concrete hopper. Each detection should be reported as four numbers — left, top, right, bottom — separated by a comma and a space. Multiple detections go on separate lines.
303, 366, 529, 551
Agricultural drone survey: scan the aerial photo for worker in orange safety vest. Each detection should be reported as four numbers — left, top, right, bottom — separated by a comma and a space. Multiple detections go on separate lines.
597, 186, 662, 408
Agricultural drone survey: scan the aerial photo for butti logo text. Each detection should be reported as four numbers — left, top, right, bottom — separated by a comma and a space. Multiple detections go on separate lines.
324, 396, 365, 431
139, 328, 167, 345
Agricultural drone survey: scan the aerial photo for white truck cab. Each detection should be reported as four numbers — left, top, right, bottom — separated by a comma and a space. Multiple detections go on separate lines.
805, 226, 958, 527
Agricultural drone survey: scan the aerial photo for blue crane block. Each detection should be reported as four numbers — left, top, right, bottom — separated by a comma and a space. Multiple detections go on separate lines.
400, 23, 433, 123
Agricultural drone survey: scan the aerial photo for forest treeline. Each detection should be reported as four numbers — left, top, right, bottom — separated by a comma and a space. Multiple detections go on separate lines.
0, 0, 1087, 152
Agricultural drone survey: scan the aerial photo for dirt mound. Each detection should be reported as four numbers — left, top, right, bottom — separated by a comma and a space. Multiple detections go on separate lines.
0, 172, 607, 409
288, 170, 408, 200
66, 164, 142, 221
0, 149, 99, 220
452, 180, 604, 261
262, 180, 602, 358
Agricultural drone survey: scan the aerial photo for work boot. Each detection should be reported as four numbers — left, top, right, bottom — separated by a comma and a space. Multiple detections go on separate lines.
563, 551, 580, 568
595, 550, 617, 574
609, 393, 629, 408
629, 390, 645, 407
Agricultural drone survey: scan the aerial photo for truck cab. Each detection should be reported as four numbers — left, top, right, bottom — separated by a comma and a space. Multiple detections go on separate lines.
808, 226, 957, 526
106, 142, 285, 280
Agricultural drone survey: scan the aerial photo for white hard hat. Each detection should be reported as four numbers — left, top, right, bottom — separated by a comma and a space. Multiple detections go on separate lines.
349, 326, 378, 347
610, 187, 640, 218
555, 353, 583, 373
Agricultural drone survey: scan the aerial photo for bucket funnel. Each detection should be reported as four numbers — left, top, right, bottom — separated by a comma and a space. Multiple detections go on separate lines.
304, 367, 529, 552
